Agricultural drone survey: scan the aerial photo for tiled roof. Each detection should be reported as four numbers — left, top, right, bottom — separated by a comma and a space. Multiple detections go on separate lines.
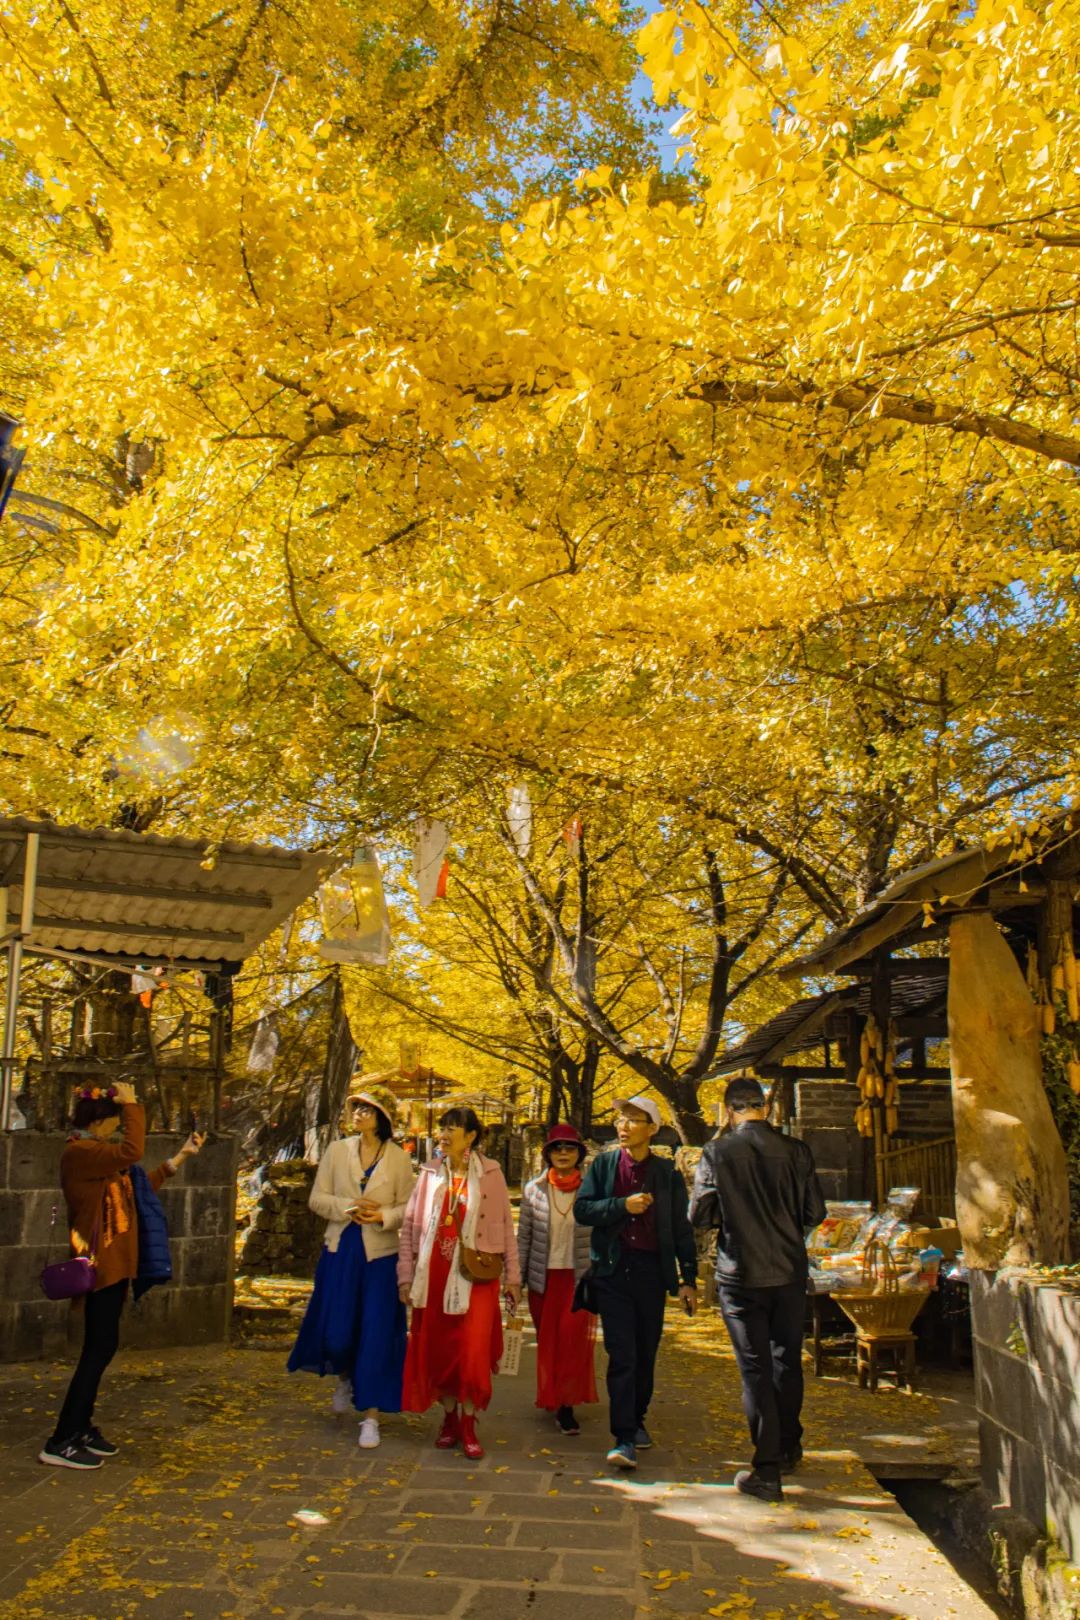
710, 960, 948, 1075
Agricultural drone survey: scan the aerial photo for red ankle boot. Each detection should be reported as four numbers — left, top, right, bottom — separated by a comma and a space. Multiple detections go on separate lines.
435, 1408, 459, 1449
460, 1412, 484, 1460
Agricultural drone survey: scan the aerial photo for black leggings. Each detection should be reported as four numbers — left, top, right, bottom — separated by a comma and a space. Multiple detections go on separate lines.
53, 1280, 128, 1444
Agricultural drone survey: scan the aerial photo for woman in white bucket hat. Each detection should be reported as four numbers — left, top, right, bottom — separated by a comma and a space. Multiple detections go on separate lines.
288, 1091, 415, 1448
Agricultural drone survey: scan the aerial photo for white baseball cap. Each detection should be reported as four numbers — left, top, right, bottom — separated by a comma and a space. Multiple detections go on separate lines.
613, 1094, 661, 1128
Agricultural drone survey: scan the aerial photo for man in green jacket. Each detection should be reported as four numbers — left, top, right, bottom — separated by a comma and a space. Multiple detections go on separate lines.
575, 1095, 698, 1470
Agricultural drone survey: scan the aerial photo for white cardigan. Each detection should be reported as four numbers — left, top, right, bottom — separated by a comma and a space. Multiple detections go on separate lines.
308, 1137, 415, 1259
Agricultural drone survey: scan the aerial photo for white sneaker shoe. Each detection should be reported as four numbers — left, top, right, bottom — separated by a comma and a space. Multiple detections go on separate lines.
331, 1377, 353, 1417
357, 1417, 380, 1449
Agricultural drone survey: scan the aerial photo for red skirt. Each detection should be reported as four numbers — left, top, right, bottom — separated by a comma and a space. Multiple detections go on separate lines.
529, 1268, 597, 1410
402, 1225, 503, 1413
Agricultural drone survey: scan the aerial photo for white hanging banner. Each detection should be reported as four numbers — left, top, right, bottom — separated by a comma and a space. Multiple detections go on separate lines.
413, 818, 449, 909
507, 783, 532, 859
317, 846, 392, 966
247, 1014, 280, 1075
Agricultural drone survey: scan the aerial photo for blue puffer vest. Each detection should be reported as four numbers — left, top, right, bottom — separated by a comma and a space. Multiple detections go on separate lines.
129, 1164, 172, 1301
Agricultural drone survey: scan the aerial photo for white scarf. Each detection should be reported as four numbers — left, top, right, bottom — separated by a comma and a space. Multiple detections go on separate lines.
409, 1153, 483, 1316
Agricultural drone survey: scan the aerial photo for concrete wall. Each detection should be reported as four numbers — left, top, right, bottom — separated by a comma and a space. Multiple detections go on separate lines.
970, 1270, 1080, 1563
794, 1079, 954, 1200
0, 1130, 238, 1363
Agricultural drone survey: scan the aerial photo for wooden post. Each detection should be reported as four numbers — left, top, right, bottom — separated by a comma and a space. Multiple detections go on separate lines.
841, 1009, 869, 1199
1038, 876, 1074, 984
210, 1003, 224, 1130
870, 952, 892, 1205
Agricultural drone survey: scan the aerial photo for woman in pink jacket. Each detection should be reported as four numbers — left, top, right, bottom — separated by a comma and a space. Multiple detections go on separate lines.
398, 1108, 521, 1459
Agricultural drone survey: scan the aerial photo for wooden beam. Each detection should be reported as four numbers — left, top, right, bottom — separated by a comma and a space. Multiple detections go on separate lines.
25, 876, 274, 909
784, 842, 1047, 977
759, 1063, 952, 1081
29, 915, 246, 944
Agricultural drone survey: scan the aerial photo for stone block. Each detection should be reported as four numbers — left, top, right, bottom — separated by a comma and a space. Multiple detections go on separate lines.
155, 1185, 189, 1228
800, 1127, 850, 1173
1046, 1455, 1080, 1563
975, 1341, 1038, 1442
188, 1184, 234, 1237
979, 1412, 1047, 1533
1023, 1279, 1080, 1387
398, 1546, 551, 1583
459, 1592, 635, 1620
7, 1132, 65, 1189
0, 1190, 25, 1245
363, 1514, 514, 1547
175, 1133, 237, 1184
9, 1297, 70, 1361
177, 1236, 229, 1288
817, 1170, 847, 1201
969, 1270, 1025, 1350
20, 1187, 60, 1245
271, 1572, 465, 1613
558, 1554, 634, 1589
0, 1242, 52, 1301
512, 1518, 623, 1550
125, 1283, 229, 1349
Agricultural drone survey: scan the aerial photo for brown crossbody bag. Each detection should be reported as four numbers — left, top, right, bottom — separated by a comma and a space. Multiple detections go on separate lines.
449, 1197, 504, 1284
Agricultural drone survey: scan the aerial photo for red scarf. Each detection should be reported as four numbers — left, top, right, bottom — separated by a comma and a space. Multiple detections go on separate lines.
547, 1166, 583, 1192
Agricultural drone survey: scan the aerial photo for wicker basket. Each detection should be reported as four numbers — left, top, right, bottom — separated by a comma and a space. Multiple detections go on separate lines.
831, 1240, 930, 1338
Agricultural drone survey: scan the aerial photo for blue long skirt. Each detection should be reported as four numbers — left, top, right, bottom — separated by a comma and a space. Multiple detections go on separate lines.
287, 1224, 406, 1413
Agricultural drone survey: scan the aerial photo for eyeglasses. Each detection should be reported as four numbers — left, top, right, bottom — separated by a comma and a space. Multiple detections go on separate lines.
615, 1113, 650, 1126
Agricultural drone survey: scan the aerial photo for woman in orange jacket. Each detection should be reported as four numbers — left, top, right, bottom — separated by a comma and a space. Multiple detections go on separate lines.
39, 1082, 203, 1470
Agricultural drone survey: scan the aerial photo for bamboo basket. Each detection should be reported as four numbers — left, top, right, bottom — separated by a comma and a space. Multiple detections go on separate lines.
831, 1240, 930, 1338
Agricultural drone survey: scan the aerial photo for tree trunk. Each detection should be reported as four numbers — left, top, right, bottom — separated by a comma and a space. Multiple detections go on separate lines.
313, 973, 357, 1159
948, 912, 1070, 1268
665, 1076, 711, 1145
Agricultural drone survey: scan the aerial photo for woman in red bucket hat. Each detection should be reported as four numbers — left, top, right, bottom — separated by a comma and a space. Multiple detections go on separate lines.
517, 1123, 597, 1435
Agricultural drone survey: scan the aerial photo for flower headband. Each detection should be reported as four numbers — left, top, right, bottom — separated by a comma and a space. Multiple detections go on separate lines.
76, 1085, 117, 1102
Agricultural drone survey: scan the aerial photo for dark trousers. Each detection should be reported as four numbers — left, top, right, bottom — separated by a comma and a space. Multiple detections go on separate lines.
53, 1280, 128, 1443
594, 1250, 667, 1443
718, 1279, 806, 1481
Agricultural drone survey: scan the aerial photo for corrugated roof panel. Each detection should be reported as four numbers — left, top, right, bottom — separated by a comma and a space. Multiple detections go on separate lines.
0, 816, 336, 970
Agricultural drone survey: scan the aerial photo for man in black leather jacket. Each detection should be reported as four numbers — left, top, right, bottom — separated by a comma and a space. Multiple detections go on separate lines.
690, 1076, 826, 1502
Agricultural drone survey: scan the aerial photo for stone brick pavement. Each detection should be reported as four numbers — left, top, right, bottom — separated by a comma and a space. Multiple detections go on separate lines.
0, 1310, 997, 1620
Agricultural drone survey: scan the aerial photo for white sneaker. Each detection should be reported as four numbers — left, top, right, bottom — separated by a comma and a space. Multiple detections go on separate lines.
357, 1417, 380, 1449
331, 1377, 353, 1417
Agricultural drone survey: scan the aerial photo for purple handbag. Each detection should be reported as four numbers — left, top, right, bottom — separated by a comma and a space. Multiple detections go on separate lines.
40, 1201, 101, 1301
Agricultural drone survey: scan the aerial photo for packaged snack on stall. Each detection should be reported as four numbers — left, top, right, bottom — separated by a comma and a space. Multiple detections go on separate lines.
806, 1201, 874, 1257
885, 1186, 921, 1218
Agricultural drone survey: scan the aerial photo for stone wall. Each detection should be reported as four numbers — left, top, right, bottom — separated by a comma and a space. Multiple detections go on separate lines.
970, 1271, 1080, 1564
794, 1080, 954, 1200
238, 1160, 324, 1277
0, 1129, 238, 1363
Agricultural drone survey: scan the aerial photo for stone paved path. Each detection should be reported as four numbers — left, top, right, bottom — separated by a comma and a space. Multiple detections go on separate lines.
0, 1310, 997, 1620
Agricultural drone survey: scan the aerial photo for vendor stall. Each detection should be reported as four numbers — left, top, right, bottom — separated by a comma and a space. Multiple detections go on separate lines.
806, 1186, 964, 1389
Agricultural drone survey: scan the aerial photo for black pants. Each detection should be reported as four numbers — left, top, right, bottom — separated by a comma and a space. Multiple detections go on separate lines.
53, 1280, 128, 1444
594, 1250, 667, 1443
718, 1279, 806, 1481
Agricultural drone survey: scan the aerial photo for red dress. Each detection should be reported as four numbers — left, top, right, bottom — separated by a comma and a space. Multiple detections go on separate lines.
402, 1187, 503, 1412
529, 1269, 597, 1410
